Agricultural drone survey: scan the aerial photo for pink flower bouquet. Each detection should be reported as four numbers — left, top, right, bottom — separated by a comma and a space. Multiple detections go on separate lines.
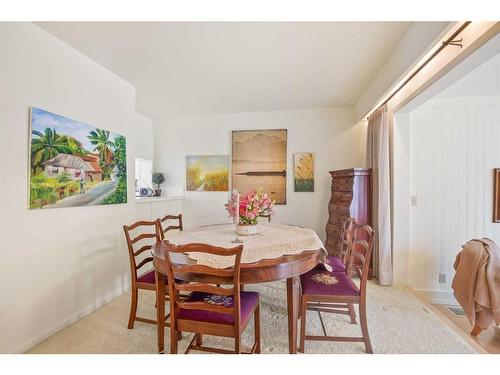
225, 189, 274, 225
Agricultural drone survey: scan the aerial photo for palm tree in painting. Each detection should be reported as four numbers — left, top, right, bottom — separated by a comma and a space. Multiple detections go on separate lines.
31, 128, 74, 173
60, 134, 86, 156
88, 129, 114, 163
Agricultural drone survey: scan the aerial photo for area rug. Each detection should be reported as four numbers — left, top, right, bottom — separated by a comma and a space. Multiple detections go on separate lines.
27, 281, 475, 354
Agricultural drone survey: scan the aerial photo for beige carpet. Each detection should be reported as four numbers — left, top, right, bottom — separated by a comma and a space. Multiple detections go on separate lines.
27, 281, 475, 354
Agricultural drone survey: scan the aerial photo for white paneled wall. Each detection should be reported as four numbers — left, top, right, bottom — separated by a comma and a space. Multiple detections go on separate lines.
409, 97, 500, 294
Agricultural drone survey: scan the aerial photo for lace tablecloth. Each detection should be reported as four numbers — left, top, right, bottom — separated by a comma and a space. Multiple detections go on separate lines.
165, 222, 329, 270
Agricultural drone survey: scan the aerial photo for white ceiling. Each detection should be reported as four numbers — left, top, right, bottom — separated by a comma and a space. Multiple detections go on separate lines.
37, 22, 414, 119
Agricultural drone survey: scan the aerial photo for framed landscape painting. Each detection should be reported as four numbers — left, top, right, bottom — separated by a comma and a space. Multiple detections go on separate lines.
232, 129, 287, 204
186, 155, 229, 191
29, 107, 127, 209
294, 152, 314, 192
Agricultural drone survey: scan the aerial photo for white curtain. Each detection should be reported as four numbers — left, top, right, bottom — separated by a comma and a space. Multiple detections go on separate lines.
367, 105, 392, 286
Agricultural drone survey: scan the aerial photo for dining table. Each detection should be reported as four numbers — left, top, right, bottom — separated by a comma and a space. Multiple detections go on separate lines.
152, 222, 328, 354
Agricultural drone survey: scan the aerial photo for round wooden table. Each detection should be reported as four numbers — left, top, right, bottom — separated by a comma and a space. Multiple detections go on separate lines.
152, 225, 322, 354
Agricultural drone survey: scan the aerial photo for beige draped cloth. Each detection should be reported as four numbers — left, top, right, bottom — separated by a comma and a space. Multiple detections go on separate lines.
165, 222, 329, 270
367, 104, 392, 286
452, 238, 500, 331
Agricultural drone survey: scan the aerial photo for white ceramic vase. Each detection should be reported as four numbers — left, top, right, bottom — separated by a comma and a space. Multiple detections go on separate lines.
237, 223, 258, 236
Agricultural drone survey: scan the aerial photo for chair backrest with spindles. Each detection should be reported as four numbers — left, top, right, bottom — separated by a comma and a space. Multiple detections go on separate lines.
338, 217, 355, 265
346, 222, 374, 293
123, 220, 162, 283
163, 242, 244, 330
159, 214, 183, 240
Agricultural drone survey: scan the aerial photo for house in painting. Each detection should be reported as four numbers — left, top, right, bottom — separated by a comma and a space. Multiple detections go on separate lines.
42, 153, 103, 182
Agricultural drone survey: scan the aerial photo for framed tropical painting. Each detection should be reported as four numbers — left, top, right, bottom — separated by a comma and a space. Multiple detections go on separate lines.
29, 107, 127, 209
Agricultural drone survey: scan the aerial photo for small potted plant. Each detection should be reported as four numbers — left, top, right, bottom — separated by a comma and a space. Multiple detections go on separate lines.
225, 189, 274, 235
152, 171, 166, 197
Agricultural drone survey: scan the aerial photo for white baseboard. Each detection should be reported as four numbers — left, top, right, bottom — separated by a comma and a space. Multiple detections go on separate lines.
413, 288, 458, 305
10, 284, 130, 354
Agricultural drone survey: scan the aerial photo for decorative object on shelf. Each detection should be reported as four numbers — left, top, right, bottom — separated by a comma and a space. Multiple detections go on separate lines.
225, 189, 274, 236
232, 129, 287, 204
294, 152, 315, 192
152, 171, 165, 197
139, 187, 154, 197
186, 155, 229, 191
494, 169, 500, 222
29, 107, 127, 209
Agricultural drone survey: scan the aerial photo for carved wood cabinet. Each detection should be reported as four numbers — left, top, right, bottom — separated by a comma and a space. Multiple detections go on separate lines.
325, 168, 372, 256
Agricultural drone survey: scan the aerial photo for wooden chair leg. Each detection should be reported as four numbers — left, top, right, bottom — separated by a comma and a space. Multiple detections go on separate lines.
359, 301, 373, 354
299, 296, 307, 353
170, 328, 178, 354
128, 287, 138, 329
235, 336, 241, 354
196, 333, 203, 346
254, 303, 261, 354
348, 303, 357, 324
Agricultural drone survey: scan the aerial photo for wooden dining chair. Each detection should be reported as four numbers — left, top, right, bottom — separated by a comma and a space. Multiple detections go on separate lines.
321, 217, 355, 273
158, 213, 183, 240
162, 242, 261, 354
317, 217, 357, 324
299, 222, 375, 353
123, 220, 170, 329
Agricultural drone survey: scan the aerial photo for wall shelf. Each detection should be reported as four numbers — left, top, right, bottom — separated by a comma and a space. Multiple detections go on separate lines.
135, 196, 184, 204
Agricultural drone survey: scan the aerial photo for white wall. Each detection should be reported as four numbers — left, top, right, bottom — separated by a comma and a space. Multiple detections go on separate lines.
0, 23, 154, 353
153, 108, 367, 238
407, 97, 500, 299
392, 112, 411, 286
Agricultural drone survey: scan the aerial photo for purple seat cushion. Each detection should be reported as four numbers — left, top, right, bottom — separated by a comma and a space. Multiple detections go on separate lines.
137, 269, 156, 284
137, 270, 180, 285
315, 256, 346, 273
300, 269, 359, 296
177, 291, 259, 325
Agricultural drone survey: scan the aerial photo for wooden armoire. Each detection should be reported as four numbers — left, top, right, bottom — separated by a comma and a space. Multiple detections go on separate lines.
325, 168, 372, 256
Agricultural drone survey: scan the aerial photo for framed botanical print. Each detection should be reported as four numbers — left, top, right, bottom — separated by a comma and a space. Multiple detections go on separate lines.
294, 152, 314, 192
